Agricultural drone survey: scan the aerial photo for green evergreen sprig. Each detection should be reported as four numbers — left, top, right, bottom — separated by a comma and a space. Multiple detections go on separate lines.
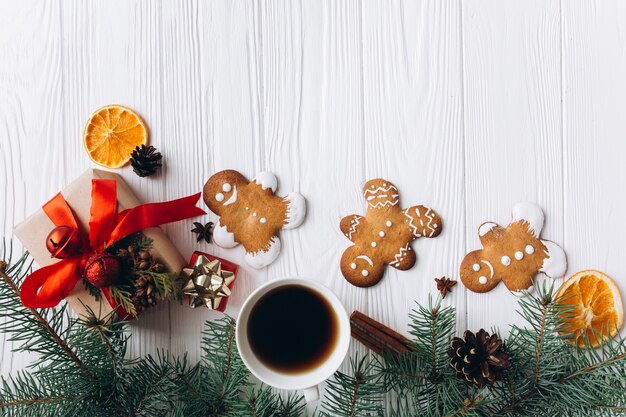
0, 244, 304, 417
2, 243, 626, 416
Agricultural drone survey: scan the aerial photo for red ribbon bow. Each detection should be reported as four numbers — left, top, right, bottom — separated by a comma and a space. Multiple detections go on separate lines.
20, 179, 206, 309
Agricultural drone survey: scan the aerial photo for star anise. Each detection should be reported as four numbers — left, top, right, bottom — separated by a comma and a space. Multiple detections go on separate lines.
191, 222, 214, 243
435, 276, 457, 299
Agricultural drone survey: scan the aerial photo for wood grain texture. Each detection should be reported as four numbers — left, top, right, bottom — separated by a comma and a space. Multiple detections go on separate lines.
462, 0, 563, 331
562, 1, 626, 288
2, 0, 626, 410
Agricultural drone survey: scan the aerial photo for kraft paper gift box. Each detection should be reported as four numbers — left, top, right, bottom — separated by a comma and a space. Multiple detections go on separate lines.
14, 169, 187, 320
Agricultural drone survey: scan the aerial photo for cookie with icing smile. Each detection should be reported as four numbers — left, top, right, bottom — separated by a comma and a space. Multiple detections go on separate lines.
340, 178, 443, 287
203, 170, 306, 269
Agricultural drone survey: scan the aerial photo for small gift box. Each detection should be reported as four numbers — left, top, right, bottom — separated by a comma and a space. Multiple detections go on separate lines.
14, 169, 204, 320
182, 251, 238, 312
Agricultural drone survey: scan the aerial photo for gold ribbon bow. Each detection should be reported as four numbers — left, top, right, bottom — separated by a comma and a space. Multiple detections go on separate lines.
182, 255, 235, 309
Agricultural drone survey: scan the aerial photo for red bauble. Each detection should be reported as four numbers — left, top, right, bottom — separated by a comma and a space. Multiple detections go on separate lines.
46, 226, 81, 259
84, 253, 121, 288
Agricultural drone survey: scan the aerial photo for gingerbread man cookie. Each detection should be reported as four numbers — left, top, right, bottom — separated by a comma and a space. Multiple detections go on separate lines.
340, 179, 443, 287
203, 170, 306, 269
460, 202, 567, 293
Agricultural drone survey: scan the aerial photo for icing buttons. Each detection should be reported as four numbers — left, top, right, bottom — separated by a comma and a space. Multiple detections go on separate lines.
203, 169, 307, 269
361, 270, 369, 277
350, 263, 356, 269
339, 178, 443, 287
460, 202, 567, 294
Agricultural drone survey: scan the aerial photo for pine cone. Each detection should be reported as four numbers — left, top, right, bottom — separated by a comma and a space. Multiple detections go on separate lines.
132, 274, 158, 312
448, 329, 510, 387
130, 145, 162, 177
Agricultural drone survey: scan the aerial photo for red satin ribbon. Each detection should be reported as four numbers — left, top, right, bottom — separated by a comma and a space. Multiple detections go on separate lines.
21, 179, 205, 309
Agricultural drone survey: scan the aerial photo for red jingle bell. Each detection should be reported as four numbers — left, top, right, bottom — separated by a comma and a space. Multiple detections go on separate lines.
46, 226, 81, 259
84, 253, 121, 288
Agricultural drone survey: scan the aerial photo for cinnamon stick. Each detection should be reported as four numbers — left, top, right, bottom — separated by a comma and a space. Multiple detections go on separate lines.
350, 310, 416, 356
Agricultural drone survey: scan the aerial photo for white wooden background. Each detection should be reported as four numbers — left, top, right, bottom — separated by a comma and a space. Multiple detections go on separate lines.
1, 0, 626, 409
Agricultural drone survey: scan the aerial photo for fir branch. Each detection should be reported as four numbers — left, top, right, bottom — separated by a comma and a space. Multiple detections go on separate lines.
243, 387, 305, 417
408, 296, 456, 376
198, 317, 250, 416
320, 356, 383, 417
532, 293, 549, 385
135, 235, 154, 252
151, 271, 183, 301
443, 396, 483, 417
0, 257, 94, 381
126, 354, 175, 417
82, 277, 102, 301
108, 285, 137, 317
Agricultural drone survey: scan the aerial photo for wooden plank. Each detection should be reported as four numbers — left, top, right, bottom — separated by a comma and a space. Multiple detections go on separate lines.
358, 0, 466, 341
462, 0, 564, 332
159, 0, 263, 364
0, 0, 67, 375
57, 0, 176, 360
561, 1, 626, 308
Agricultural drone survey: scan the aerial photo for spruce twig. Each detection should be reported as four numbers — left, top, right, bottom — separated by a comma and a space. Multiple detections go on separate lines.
532, 294, 549, 385
0, 260, 94, 381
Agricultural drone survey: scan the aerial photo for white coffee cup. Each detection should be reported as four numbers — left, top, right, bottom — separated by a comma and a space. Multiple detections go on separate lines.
236, 278, 351, 402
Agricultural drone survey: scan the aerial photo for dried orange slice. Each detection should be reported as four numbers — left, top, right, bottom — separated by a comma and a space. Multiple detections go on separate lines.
83, 105, 148, 168
556, 270, 623, 348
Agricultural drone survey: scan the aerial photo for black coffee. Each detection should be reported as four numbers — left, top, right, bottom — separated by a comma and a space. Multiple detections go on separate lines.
247, 285, 339, 374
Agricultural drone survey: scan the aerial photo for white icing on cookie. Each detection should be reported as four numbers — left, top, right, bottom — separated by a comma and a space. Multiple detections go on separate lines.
364, 184, 399, 209
222, 183, 232, 192
213, 222, 239, 248
472, 263, 480, 272
252, 212, 257, 217
481, 260, 494, 278
284, 191, 306, 230
350, 263, 356, 269
345, 216, 361, 240
361, 270, 369, 277
386, 220, 392, 227
390, 243, 411, 267
260, 217, 267, 224
515, 251, 524, 260
404, 206, 439, 238
539, 240, 567, 278
356, 255, 374, 267
379, 231, 385, 237
479, 276, 488, 284
215, 193, 225, 202
478, 222, 498, 237
245, 236, 282, 269
223, 186, 238, 206
512, 202, 545, 237
371, 242, 377, 247
501, 256, 511, 266
253, 172, 278, 192
525, 245, 535, 254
